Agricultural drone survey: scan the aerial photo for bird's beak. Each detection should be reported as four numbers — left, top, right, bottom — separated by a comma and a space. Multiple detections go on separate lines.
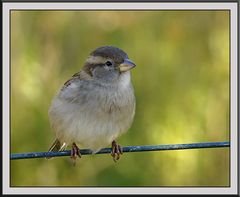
119, 59, 136, 72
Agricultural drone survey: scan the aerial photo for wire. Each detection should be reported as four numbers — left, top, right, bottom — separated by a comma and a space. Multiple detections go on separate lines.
10, 141, 230, 160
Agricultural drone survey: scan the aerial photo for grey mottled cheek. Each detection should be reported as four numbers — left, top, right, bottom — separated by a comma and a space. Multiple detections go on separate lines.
92, 66, 119, 82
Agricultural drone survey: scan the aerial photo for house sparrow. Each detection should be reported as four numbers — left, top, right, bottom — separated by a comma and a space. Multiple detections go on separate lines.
47, 46, 136, 163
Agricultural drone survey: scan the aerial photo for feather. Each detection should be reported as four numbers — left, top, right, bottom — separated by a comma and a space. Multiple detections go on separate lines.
46, 139, 67, 159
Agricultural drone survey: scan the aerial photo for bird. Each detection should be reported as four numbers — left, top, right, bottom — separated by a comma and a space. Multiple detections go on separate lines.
47, 46, 136, 164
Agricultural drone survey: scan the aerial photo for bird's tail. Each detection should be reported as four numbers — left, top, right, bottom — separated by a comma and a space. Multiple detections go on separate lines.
46, 139, 67, 159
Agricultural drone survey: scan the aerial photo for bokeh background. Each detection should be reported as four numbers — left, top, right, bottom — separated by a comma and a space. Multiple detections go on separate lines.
10, 10, 229, 186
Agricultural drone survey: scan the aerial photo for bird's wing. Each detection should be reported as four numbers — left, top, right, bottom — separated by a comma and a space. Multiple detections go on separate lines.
47, 71, 92, 158
57, 70, 93, 102
61, 70, 92, 91
62, 71, 81, 89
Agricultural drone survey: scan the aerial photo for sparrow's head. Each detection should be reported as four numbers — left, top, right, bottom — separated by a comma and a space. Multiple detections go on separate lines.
83, 46, 136, 83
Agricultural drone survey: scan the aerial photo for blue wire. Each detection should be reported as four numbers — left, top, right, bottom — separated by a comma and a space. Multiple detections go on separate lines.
10, 141, 230, 160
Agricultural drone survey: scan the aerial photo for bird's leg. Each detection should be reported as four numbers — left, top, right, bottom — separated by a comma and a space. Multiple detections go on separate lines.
111, 140, 123, 162
71, 142, 81, 165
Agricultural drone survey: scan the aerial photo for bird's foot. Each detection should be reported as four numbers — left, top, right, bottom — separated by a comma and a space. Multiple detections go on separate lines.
111, 140, 123, 162
71, 143, 81, 165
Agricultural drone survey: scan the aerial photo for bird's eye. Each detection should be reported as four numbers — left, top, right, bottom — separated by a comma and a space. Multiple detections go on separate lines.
105, 61, 112, 66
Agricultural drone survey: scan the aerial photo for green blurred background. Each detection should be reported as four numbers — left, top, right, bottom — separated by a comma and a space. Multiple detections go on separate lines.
10, 10, 229, 186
